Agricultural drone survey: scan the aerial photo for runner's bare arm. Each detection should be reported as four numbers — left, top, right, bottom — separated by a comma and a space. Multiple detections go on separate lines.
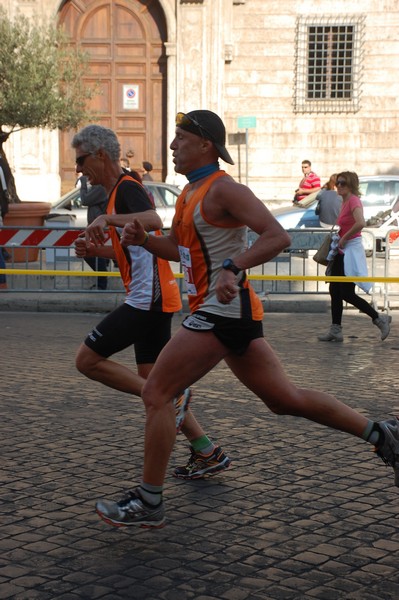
121, 219, 181, 262
85, 209, 162, 247
104, 210, 162, 230
75, 236, 116, 259
206, 179, 291, 270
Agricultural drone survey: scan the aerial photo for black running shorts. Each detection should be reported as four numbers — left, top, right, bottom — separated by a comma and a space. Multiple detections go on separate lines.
182, 310, 264, 355
84, 303, 173, 364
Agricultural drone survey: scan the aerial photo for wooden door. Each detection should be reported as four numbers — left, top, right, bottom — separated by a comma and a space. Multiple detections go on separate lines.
58, 0, 167, 191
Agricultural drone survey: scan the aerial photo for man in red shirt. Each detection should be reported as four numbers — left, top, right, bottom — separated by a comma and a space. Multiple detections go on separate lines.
294, 160, 321, 203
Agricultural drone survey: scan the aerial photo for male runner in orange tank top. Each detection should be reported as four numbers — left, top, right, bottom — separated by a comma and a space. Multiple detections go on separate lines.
93, 112, 399, 529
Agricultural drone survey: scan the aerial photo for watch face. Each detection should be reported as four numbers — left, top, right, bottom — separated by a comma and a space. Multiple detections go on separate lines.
223, 259, 239, 274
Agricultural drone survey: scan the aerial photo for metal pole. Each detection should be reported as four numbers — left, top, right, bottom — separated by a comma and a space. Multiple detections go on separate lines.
237, 140, 241, 183
245, 128, 249, 186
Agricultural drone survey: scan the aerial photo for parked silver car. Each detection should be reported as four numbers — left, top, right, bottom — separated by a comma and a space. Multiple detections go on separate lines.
47, 181, 182, 229
271, 176, 399, 229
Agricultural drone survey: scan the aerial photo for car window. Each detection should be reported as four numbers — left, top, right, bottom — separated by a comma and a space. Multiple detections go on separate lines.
360, 180, 394, 208
156, 186, 178, 207
390, 181, 399, 202
71, 195, 83, 209
56, 190, 82, 210
145, 186, 162, 209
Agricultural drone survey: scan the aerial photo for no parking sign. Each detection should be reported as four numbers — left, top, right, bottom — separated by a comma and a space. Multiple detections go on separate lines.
123, 84, 139, 110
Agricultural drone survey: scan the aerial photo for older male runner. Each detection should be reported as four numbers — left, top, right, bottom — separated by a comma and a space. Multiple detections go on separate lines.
73, 124, 231, 482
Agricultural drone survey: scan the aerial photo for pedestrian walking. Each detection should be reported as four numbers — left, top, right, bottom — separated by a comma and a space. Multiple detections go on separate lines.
318, 171, 391, 343
0, 156, 11, 289
77, 175, 110, 290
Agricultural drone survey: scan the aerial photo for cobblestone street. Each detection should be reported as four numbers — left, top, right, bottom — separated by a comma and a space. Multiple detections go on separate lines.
1, 311, 399, 599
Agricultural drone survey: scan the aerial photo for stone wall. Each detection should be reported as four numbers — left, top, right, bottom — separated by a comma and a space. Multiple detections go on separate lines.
223, 0, 399, 203
3, 0, 399, 205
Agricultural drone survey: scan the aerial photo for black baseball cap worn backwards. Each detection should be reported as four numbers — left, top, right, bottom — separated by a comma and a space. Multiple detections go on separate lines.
176, 110, 234, 165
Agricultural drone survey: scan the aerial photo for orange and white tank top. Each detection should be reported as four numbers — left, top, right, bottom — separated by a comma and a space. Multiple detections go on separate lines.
107, 174, 181, 313
174, 171, 263, 320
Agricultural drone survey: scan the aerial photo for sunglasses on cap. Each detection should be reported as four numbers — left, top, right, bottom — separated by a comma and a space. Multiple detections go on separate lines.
336, 180, 347, 187
175, 112, 215, 143
75, 153, 92, 168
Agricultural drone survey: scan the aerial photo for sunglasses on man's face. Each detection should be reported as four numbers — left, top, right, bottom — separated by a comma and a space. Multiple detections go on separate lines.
75, 153, 92, 168
175, 112, 214, 142
336, 180, 347, 187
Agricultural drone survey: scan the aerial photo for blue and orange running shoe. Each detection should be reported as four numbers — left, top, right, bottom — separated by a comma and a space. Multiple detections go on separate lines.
173, 445, 231, 480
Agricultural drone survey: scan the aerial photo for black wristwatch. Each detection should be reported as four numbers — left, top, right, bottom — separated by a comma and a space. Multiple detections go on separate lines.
222, 258, 241, 276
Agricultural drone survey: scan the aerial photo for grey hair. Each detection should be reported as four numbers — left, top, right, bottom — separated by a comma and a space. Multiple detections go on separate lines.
72, 125, 120, 161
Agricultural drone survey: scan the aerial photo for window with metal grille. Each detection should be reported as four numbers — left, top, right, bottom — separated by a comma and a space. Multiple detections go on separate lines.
294, 15, 365, 113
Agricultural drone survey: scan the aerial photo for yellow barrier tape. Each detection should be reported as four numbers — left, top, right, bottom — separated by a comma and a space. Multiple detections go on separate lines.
0, 269, 120, 277
1, 268, 399, 283
247, 275, 399, 283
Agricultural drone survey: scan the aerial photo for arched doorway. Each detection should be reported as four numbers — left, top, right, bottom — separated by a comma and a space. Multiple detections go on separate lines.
58, 0, 167, 190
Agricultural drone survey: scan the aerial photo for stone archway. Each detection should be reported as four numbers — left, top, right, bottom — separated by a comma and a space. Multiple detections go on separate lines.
58, 0, 167, 189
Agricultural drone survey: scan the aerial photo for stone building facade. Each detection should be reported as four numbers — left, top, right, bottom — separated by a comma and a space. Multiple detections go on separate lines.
3, 0, 399, 204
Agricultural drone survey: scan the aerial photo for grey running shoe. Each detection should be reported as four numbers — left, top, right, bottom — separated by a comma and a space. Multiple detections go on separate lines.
373, 313, 392, 341
174, 388, 191, 433
173, 445, 231, 480
375, 418, 399, 486
95, 488, 165, 528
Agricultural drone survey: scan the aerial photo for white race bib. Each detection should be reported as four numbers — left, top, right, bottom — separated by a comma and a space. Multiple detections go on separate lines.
178, 245, 197, 296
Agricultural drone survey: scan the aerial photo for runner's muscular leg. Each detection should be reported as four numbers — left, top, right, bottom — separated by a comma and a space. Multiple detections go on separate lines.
76, 343, 144, 396
141, 327, 229, 485
76, 344, 205, 437
225, 337, 368, 437
139, 362, 211, 440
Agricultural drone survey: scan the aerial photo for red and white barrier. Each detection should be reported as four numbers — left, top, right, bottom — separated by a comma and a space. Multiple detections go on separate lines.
0, 228, 111, 247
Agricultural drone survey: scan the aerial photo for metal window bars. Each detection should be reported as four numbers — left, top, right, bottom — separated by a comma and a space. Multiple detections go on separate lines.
294, 14, 365, 113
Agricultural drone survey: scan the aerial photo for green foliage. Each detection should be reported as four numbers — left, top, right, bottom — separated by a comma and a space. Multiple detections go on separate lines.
0, 8, 96, 137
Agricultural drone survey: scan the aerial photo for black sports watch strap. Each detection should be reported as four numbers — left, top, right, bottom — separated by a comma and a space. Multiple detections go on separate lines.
222, 258, 240, 276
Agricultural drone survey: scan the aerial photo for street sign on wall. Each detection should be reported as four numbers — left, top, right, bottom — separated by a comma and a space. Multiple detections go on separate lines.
237, 116, 256, 129
123, 84, 139, 110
